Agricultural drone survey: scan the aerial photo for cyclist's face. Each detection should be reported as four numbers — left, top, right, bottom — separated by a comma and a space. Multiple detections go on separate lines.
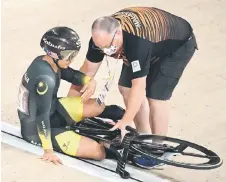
58, 59, 71, 69
58, 50, 78, 69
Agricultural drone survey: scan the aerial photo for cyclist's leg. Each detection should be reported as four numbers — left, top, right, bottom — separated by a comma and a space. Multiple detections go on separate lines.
20, 115, 42, 146
83, 99, 125, 121
21, 124, 106, 160
82, 98, 105, 118
51, 127, 106, 160
50, 111, 106, 160
58, 97, 125, 124
20, 111, 106, 161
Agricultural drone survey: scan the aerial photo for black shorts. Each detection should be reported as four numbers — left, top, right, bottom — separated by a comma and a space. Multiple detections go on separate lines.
118, 33, 198, 100
20, 98, 84, 156
20, 111, 70, 152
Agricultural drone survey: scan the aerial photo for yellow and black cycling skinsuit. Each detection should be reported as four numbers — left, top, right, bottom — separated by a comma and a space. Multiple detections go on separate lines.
17, 55, 93, 156
87, 7, 198, 100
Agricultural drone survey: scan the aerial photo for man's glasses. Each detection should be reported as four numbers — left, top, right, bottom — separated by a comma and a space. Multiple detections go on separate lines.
92, 29, 118, 51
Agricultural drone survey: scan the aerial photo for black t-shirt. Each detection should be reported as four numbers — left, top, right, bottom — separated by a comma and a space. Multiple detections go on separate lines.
86, 7, 193, 79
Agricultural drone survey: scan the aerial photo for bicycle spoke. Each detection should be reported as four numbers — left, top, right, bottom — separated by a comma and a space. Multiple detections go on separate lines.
135, 142, 176, 154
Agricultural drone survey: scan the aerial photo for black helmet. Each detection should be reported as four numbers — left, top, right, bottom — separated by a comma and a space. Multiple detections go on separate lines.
40, 26, 81, 61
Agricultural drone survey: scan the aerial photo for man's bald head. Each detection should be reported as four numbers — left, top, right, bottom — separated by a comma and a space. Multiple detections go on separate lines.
91, 16, 120, 34
91, 16, 123, 50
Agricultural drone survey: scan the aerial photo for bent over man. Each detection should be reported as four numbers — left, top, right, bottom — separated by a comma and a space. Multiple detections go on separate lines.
68, 7, 198, 168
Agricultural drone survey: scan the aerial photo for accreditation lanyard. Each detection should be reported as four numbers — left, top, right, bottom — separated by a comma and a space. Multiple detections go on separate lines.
96, 55, 120, 106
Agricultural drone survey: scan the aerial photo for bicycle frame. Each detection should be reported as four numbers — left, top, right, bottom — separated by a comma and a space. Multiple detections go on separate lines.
71, 118, 139, 179
70, 117, 223, 178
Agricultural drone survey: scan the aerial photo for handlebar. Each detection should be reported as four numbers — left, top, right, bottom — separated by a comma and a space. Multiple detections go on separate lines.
125, 126, 138, 134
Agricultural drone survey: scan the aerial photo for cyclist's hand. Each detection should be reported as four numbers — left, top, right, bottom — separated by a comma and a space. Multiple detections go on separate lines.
41, 149, 63, 165
80, 79, 97, 101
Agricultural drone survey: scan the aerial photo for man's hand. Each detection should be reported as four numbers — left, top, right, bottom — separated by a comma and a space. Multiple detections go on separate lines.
104, 120, 116, 126
109, 119, 131, 140
80, 79, 97, 101
41, 149, 63, 165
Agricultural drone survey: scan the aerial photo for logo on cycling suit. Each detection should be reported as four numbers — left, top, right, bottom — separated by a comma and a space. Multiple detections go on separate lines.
37, 81, 48, 95
24, 73, 30, 83
41, 120, 48, 138
62, 141, 70, 151
43, 37, 66, 50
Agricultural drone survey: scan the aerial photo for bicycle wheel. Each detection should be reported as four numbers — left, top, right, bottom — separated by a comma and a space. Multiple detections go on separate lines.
130, 134, 223, 170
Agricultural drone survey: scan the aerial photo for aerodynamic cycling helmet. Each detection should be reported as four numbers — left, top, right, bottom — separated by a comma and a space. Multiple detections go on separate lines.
40, 26, 81, 62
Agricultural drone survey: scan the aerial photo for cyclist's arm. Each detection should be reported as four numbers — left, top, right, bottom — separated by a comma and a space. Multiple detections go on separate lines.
61, 67, 93, 86
68, 37, 104, 96
35, 75, 55, 151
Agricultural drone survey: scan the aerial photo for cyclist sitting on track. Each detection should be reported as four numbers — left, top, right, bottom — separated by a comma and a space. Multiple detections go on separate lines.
17, 26, 124, 165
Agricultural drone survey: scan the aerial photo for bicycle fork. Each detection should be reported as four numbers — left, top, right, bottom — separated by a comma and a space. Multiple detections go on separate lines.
116, 130, 138, 179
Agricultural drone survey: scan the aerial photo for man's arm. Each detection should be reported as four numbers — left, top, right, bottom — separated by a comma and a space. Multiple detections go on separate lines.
35, 75, 55, 151
122, 35, 153, 121
111, 35, 152, 131
67, 59, 102, 96
122, 77, 146, 122
68, 37, 104, 96
80, 58, 103, 78
110, 75, 147, 133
